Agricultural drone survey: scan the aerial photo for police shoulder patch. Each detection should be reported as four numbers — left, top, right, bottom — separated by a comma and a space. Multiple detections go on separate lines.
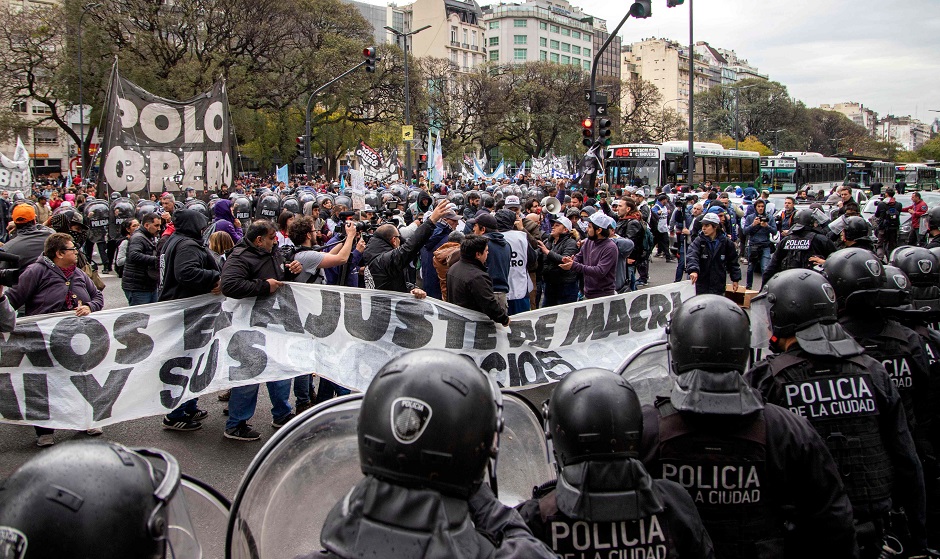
0, 526, 28, 559
391, 397, 433, 445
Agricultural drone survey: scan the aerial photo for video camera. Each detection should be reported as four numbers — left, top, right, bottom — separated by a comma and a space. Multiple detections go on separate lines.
333, 211, 370, 236
0, 251, 21, 287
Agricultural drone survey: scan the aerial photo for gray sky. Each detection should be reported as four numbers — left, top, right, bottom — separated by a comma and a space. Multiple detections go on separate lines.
363, 0, 940, 124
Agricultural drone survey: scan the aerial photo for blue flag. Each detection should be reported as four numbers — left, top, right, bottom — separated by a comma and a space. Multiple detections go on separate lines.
276, 164, 289, 185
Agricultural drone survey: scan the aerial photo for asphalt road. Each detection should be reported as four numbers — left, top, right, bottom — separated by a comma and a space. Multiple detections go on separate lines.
0, 254, 686, 500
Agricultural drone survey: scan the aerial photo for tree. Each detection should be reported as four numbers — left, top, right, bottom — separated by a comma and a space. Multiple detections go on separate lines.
696, 79, 794, 144
917, 136, 940, 162
619, 76, 685, 143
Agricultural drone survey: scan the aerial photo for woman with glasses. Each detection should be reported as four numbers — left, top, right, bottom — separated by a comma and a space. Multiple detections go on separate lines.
5, 232, 105, 447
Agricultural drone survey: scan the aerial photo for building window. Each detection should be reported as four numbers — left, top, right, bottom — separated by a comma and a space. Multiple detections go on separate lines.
471, 30, 477, 47
550, 39, 559, 50
560, 28, 570, 36
513, 35, 527, 45
583, 48, 591, 58
488, 21, 499, 30
550, 24, 559, 33
583, 33, 591, 41
539, 37, 547, 47
464, 52, 469, 69
514, 48, 527, 61
539, 21, 547, 30
489, 36, 499, 46
490, 50, 499, 61
513, 19, 527, 28
571, 57, 579, 66
561, 55, 570, 64
572, 30, 581, 39
463, 29, 468, 45
34, 128, 57, 145
451, 50, 458, 63
583, 60, 591, 70
561, 42, 570, 53
11, 101, 26, 113
540, 50, 547, 61
31, 104, 52, 115
550, 52, 559, 63
451, 26, 458, 43
572, 45, 581, 55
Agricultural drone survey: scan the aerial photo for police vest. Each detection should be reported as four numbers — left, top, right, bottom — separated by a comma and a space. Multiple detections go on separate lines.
778, 231, 814, 272
854, 321, 918, 432
534, 492, 678, 559
655, 401, 781, 559
766, 352, 893, 512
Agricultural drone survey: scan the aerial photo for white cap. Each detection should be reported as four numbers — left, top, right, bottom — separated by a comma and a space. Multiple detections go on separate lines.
551, 215, 573, 231
701, 213, 721, 225
589, 212, 615, 230
504, 195, 521, 208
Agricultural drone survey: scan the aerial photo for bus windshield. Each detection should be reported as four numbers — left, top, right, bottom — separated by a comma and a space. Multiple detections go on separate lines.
844, 170, 869, 186
607, 158, 660, 190
760, 168, 797, 193
897, 170, 918, 184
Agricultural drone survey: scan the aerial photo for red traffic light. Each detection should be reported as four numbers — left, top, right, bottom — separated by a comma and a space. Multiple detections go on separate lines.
363, 47, 376, 58
581, 118, 593, 128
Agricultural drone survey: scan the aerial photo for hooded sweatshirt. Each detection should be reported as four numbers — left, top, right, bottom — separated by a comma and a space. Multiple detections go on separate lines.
211, 199, 243, 243
158, 209, 220, 301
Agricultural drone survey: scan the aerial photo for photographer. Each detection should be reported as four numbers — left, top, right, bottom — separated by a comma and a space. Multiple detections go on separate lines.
669, 196, 699, 282
742, 199, 776, 290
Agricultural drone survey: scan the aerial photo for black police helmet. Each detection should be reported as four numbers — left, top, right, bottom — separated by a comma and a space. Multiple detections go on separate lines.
793, 208, 816, 229
822, 247, 890, 310
884, 264, 912, 294
358, 349, 502, 499
842, 216, 871, 242
546, 369, 642, 467
890, 246, 939, 287
927, 206, 940, 231
667, 294, 751, 374
0, 440, 188, 559
757, 269, 838, 338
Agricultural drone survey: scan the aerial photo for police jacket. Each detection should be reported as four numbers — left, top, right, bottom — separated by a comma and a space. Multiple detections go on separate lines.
364, 218, 435, 293
746, 347, 926, 534
517, 460, 714, 559
541, 233, 579, 285
686, 232, 741, 296
762, 228, 834, 283
926, 234, 940, 250
221, 238, 285, 299
640, 381, 857, 559
121, 228, 158, 292
158, 211, 221, 301
314, 476, 555, 559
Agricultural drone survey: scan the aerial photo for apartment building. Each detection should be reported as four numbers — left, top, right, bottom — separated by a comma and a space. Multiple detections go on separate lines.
877, 115, 931, 152
818, 102, 879, 137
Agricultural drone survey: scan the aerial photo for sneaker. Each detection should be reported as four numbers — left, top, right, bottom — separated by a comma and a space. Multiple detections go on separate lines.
163, 416, 203, 431
224, 422, 261, 441
85, 428, 103, 436
36, 434, 55, 447
218, 389, 231, 402
187, 409, 209, 422
272, 413, 296, 429
296, 401, 314, 414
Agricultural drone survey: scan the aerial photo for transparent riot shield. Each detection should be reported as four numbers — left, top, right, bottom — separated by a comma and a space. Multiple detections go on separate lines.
181, 474, 230, 559
226, 392, 551, 559
614, 341, 674, 406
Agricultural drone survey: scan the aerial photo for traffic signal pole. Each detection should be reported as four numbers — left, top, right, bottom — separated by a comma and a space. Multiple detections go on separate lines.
304, 58, 371, 178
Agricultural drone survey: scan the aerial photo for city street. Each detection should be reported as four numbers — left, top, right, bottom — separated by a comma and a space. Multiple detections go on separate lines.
0, 254, 683, 498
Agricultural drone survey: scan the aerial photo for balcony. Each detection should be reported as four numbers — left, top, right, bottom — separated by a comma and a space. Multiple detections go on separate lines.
471, 45, 480, 51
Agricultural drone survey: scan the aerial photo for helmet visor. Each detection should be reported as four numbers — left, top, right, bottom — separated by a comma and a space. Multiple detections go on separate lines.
749, 293, 774, 350
828, 215, 847, 235
135, 448, 203, 559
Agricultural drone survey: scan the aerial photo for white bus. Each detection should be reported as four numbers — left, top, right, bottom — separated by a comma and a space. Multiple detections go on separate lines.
759, 152, 846, 194
605, 141, 761, 191
896, 163, 939, 191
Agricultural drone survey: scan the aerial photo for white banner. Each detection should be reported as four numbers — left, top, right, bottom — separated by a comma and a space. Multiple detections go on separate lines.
0, 282, 694, 429
0, 138, 32, 193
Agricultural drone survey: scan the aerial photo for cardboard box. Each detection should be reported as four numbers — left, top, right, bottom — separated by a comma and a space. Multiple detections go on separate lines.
725, 285, 759, 308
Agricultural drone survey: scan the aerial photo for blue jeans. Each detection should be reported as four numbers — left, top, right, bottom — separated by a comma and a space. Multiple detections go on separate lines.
507, 297, 531, 315
315, 379, 351, 404
166, 398, 199, 421
746, 245, 772, 289
675, 241, 687, 282
125, 290, 158, 306
294, 374, 314, 406
627, 265, 637, 291
543, 281, 579, 307
225, 380, 292, 430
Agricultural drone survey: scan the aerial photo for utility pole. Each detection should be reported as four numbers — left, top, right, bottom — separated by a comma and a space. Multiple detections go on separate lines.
385, 25, 431, 184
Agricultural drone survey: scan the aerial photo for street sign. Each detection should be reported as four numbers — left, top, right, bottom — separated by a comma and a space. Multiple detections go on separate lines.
402, 125, 414, 141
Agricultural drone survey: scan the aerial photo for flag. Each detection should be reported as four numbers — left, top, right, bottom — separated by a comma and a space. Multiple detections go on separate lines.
516, 160, 526, 178
432, 133, 444, 185
491, 159, 505, 180
340, 173, 346, 192
276, 164, 289, 185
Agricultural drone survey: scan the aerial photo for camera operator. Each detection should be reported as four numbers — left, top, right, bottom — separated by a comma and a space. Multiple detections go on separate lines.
743, 199, 776, 290
669, 195, 698, 282
363, 200, 451, 297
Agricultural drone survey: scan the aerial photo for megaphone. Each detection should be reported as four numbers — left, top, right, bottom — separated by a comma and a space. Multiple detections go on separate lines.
541, 196, 561, 215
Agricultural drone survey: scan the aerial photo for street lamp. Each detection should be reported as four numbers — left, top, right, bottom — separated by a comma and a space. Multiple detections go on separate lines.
769, 128, 786, 154
720, 83, 758, 150
385, 24, 431, 184
77, 2, 101, 182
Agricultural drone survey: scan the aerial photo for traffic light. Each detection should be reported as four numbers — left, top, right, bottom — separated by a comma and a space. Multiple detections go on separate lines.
597, 117, 612, 145
630, 1, 652, 18
296, 136, 307, 159
581, 117, 594, 147
363, 47, 377, 73
419, 153, 428, 169
666, 0, 684, 7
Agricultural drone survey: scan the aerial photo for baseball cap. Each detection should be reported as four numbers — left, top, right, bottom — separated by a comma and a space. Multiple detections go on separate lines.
588, 212, 615, 230
550, 215, 572, 231
701, 213, 721, 226
504, 195, 521, 208
467, 211, 498, 231
441, 208, 460, 221
12, 204, 35, 224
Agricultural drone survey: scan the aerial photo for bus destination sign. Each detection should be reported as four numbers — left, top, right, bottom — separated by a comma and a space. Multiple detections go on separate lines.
611, 147, 659, 158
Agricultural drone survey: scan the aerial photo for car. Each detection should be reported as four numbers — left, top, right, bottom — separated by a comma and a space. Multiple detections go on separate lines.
862, 195, 912, 236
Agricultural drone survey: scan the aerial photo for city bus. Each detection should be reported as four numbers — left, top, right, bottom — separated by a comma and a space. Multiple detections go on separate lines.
758, 152, 846, 194
605, 141, 761, 191
843, 159, 895, 190
896, 163, 939, 191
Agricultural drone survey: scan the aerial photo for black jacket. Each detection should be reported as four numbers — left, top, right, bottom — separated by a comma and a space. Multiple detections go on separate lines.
158, 210, 220, 301
686, 232, 741, 295
364, 219, 435, 293
122, 228, 158, 292
0, 223, 53, 273
617, 217, 647, 261
541, 233, 579, 285
447, 255, 509, 325
221, 238, 285, 299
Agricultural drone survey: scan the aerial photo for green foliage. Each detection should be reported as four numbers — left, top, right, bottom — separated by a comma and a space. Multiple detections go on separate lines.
917, 136, 940, 162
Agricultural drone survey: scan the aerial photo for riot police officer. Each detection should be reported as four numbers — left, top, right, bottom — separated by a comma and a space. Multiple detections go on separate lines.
84, 196, 112, 272
763, 208, 836, 283
841, 215, 876, 251
925, 207, 940, 250
746, 268, 928, 557
518, 368, 714, 558
640, 294, 857, 559
0, 440, 205, 558
315, 349, 555, 559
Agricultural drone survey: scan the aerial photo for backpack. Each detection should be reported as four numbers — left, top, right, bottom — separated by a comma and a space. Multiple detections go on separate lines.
641, 220, 655, 254
880, 201, 901, 229
281, 244, 323, 284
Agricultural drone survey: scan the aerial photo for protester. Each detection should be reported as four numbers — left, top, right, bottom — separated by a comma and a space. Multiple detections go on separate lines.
209, 199, 243, 244
615, 198, 648, 291
495, 209, 536, 314
447, 234, 510, 326
686, 212, 740, 295
276, 210, 295, 247
0, 204, 53, 273
903, 191, 929, 246
207, 230, 234, 268
121, 212, 161, 305
875, 188, 903, 258
419, 206, 459, 300
559, 212, 618, 299
6, 233, 104, 446
468, 211, 511, 313
113, 218, 139, 277
432, 230, 464, 301
537, 215, 580, 306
